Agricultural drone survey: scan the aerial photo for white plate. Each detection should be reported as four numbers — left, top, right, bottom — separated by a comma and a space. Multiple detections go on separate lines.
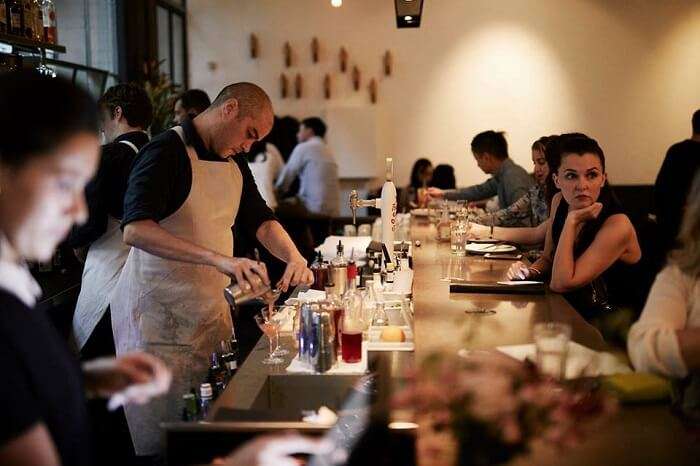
465, 243, 517, 254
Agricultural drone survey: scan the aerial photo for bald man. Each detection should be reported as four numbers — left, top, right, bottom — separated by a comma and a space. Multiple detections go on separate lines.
109, 83, 313, 457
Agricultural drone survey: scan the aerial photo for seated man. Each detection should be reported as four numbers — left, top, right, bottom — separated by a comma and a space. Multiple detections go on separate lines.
172, 88, 211, 124
653, 108, 700, 264
275, 117, 340, 217
428, 130, 533, 209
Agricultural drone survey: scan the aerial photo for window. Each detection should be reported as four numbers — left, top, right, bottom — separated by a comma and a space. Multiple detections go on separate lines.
156, 0, 187, 88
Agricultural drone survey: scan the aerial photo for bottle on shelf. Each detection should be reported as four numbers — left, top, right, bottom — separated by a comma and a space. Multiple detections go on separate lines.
8, 0, 22, 36
208, 352, 227, 396
31, 0, 41, 41
384, 262, 395, 292
21, 0, 33, 39
41, 0, 56, 44
199, 383, 213, 419
330, 240, 348, 296
0, 2, 7, 34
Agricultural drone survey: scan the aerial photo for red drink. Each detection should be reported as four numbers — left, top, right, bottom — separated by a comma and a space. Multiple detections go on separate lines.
341, 330, 362, 363
330, 307, 343, 356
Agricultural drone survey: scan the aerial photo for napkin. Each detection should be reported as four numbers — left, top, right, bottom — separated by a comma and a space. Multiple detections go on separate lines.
600, 372, 671, 403
296, 289, 327, 302
496, 342, 632, 379
316, 236, 372, 261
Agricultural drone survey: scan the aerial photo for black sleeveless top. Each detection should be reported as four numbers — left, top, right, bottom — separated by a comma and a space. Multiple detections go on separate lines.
551, 187, 641, 320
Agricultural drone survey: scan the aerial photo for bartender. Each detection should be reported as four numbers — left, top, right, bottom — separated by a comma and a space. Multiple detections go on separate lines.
69, 83, 153, 359
110, 82, 313, 458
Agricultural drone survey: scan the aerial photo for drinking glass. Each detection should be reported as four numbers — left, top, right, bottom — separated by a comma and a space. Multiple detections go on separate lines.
450, 222, 469, 256
357, 223, 372, 237
254, 312, 284, 365
261, 305, 291, 357
533, 322, 571, 380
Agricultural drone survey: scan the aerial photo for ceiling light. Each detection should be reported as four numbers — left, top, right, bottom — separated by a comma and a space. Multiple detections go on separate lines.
331, 0, 342, 7
395, 0, 424, 28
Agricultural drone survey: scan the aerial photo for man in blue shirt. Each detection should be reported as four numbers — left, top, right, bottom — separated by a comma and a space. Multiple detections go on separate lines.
428, 130, 533, 209
275, 117, 340, 217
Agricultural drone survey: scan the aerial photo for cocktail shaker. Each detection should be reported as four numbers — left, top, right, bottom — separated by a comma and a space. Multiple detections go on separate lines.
223, 275, 280, 308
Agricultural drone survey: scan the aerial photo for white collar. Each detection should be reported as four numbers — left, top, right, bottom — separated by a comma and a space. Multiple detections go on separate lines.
0, 233, 42, 307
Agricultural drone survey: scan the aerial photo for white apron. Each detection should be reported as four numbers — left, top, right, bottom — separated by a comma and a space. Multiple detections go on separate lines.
110, 127, 242, 455
72, 139, 139, 350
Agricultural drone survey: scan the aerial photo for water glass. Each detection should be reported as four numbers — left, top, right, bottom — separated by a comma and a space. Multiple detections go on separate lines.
357, 223, 372, 237
533, 322, 571, 380
450, 222, 468, 256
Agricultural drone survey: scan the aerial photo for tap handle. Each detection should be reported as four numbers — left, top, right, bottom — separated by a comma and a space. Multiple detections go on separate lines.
349, 190, 359, 225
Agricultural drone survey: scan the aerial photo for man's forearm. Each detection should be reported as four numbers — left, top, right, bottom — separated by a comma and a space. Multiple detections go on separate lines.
256, 220, 306, 263
123, 219, 221, 267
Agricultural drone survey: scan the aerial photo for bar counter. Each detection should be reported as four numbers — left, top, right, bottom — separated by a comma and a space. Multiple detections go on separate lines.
166, 220, 699, 465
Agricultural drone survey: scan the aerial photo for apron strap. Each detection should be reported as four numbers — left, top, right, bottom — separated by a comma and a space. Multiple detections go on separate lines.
171, 125, 239, 171
118, 139, 139, 154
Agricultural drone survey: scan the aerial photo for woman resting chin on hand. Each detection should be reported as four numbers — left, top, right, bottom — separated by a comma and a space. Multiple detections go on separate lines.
506, 134, 640, 319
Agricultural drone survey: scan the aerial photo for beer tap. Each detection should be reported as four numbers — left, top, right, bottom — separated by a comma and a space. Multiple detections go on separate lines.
347, 157, 397, 263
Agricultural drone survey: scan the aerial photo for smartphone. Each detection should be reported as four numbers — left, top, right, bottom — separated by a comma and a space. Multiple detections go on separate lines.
484, 252, 522, 260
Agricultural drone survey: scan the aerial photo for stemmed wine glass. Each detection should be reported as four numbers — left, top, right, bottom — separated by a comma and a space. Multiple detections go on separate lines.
254, 312, 284, 365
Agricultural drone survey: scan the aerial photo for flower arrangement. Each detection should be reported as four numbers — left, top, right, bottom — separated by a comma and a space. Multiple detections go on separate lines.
393, 350, 617, 466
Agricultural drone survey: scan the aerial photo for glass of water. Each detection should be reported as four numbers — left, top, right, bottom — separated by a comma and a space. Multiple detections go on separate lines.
533, 322, 571, 380
450, 220, 469, 255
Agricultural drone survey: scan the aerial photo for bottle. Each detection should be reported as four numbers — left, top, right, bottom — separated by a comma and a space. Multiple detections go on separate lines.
21, 0, 33, 39
208, 352, 227, 396
229, 332, 240, 373
31, 0, 41, 41
181, 393, 197, 421
384, 263, 395, 292
347, 258, 358, 289
330, 240, 348, 296
310, 251, 327, 291
199, 383, 213, 419
41, 0, 55, 44
360, 256, 374, 288
322, 289, 343, 358
437, 206, 451, 242
8, 0, 21, 36
0, 2, 7, 34
218, 340, 237, 377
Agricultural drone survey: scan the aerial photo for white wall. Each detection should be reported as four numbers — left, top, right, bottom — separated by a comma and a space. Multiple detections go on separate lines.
187, 0, 700, 188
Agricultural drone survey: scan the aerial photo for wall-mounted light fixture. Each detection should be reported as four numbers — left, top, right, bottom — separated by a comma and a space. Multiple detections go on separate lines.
331, 0, 342, 7
394, 0, 424, 28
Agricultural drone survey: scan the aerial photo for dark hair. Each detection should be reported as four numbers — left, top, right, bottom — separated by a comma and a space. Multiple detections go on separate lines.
266, 115, 299, 162
531, 135, 556, 154
99, 83, 153, 130
471, 130, 508, 160
301, 117, 327, 138
431, 164, 456, 190
692, 109, 700, 134
178, 89, 211, 115
0, 71, 98, 168
545, 133, 606, 204
409, 158, 432, 188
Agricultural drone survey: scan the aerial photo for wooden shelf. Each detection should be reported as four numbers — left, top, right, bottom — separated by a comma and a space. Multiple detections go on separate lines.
0, 33, 66, 53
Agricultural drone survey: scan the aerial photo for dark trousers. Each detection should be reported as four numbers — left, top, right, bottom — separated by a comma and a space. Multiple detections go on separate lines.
81, 309, 151, 466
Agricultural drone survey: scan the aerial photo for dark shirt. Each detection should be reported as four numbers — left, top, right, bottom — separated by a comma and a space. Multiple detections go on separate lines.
653, 139, 700, 257
122, 119, 275, 238
0, 290, 91, 466
551, 188, 642, 319
67, 131, 150, 248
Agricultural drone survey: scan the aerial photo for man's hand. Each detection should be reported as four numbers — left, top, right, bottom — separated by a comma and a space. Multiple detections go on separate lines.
426, 187, 445, 199
82, 352, 171, 402
506, 261, 532, 281
277, 258, 313, 292
214, 256, 270, 292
